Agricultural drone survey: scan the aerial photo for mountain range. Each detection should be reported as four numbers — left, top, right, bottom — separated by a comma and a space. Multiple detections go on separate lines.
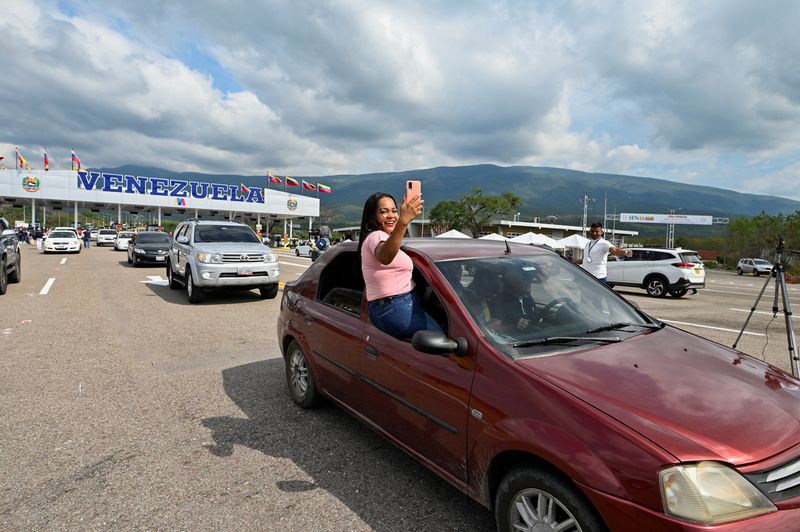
100, 164, 800, 236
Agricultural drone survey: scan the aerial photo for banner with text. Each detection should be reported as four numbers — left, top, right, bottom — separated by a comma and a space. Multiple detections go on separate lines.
620, 213, 713, 225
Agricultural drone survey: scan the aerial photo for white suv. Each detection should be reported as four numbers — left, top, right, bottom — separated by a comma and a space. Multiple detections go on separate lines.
96, 229, 118, 247
606, 247, 705, 298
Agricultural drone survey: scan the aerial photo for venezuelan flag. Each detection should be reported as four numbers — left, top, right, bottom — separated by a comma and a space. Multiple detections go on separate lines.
43, 149, 50, 171
286, 176, 299, 186
317, 183, 332, 193
71, 149, 81, 170
16, 147, 27, 169
268, 172, 282, 184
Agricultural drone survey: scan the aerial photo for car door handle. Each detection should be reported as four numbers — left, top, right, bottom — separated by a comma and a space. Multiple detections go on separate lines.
304, 315, 315, 325
365, 345, 379, 359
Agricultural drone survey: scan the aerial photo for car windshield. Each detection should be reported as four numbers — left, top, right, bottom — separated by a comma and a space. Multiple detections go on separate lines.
679, 253, 702, 264
99, 230, 117, 235
436, 254, 657, 358
753, 259, 772, 265
136, 232, 171, 243
119, 232, 136, 238
50, 231, 75, 238
194, 225, 259, 243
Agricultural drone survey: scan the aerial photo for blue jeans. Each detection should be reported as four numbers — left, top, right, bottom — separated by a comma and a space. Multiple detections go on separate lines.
368, 291, 442, 338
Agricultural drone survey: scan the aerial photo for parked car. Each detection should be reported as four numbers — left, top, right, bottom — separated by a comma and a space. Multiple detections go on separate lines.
166, 219, 281, 303
0, 216, 22, 295
295, 242, 312, 257
127, 231, 171, 267
606, 247, 705, 297
278, 239, 800, 530
114, 231, 137, 251
96, 229, 118, 247
737, 258, 774, 276
43, 230, 81, 253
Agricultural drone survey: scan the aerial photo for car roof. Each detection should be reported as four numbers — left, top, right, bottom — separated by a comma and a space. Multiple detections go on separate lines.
342, 237, 555, 262
185, 220, 247, 226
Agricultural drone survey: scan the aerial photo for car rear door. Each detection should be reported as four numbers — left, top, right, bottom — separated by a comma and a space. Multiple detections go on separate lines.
359, 268, 475, 484
622, 249, 652, 284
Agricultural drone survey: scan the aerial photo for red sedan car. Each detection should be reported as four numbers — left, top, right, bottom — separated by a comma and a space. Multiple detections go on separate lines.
277, 239, 800, 531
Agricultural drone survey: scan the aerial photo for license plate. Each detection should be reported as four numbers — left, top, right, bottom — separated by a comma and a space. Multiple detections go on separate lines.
694, 268, 701, 274
238, 266, 253, 276
155, 256, 166, 261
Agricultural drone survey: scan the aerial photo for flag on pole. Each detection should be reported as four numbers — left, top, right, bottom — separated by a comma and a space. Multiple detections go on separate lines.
43, 149, 50, 171
176, 197, 187, 206
16, 147, 26, 169
317, 183, 332, 193
71, 149, 81, 170
240, 183, 251, 195
268, 172, 282, 184
302, 180, 316, 191
286, 176, 299, 187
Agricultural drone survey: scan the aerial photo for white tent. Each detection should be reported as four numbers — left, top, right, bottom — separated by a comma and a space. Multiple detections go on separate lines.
509, 232, 562, 248
556, 234, 590, 248
435, 229, 472, 239
478, 233, 508, 241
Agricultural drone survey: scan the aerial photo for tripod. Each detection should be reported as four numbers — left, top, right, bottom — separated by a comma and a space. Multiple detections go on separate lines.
733, 236, 799, 377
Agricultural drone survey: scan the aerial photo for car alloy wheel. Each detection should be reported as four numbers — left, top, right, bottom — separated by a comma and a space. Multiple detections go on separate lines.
0, 258, 7, 295
737, 268, 743, 275
185, 268, 204, 303
645, 276, 668, 298
285, 340, 320, 408
495, 466, 604, 532
8, 254, 21, 283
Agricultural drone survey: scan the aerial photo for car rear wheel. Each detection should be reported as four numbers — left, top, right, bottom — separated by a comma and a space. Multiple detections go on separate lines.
754, 269, 761, 277
167, 261, 180, 289
185, 267, 204, 303
669, 288, 688, 298
737, 267, 743, 275
644, 276, 668, 298
495, 465, 606, 532
0, 258, 7, 295
259, 284, 279, 299
8, 254, 21, 283
285, 340, 321, 408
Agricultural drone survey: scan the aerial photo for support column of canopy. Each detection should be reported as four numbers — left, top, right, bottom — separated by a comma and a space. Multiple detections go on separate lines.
74, 202, 79, 229
158, 206, 161, 226
118, 204, 122, 226
31, 198, 36, 227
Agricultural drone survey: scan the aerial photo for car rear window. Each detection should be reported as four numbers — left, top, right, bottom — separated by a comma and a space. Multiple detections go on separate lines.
679, 253, 702, 264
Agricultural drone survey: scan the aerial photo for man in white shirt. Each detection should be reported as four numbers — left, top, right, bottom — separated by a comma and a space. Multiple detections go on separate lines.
581, 222, 631, 284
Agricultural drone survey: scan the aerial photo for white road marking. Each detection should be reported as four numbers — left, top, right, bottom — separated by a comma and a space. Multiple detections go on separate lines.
2, 328, 11, 335
662, 319, 764, 336
279, 260, 310, 269
60, 258, 67, 264
40, 278, 56, 295
141, 275, 169, 286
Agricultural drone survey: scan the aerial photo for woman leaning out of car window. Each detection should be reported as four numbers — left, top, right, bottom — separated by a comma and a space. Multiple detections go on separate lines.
358, 192, 441, 338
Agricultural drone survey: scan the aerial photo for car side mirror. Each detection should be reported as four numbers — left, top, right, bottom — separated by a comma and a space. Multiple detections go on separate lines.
177, 235, 189, 244
411, 330, 468, 357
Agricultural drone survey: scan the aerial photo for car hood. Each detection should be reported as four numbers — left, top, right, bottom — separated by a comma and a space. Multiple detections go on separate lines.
191, 242, 270, 253
516, 326, 800, 465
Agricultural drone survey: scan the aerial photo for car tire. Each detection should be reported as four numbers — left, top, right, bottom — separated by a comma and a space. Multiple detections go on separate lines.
495, 465, 606, 532
669, 288, 688, 298
644, 275, 668, 298
167, 261, 181, 289
737, 268, 743, 275
295, 248, 300, 256
259, 284, 280, 299
0, 258, 7, 295
185, 267, 205, 303
9, 254, 21, 283
754, 270, 761, 277
285, 340, 321, 408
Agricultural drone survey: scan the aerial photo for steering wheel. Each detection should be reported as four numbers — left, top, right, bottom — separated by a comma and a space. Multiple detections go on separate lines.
538, 297, 576, 319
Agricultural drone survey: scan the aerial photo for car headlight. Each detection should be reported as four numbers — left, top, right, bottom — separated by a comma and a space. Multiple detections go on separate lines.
264, 253, 277, 263
197, 253, 223, 264
660, 461, 775, 525
134, 247, 147, 254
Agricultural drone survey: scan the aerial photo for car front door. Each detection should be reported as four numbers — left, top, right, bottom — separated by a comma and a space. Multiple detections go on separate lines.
358, 271, 475, 485
171, 224, 190, 275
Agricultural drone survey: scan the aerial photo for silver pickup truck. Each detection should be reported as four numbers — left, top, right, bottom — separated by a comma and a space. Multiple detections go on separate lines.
166, 219, 281, 303
0, 217, 22, 295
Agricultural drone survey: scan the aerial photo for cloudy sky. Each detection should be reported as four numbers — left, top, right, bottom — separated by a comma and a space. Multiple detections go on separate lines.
2, 0, 799, 199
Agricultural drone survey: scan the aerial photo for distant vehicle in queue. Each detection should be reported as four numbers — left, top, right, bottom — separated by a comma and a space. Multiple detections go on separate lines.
96, 229, 118, 247
278, 239, 800, 530
737, 258, 774, 276
43, 230, 81, 253
127, 231, 171, 267
114, 231, 137, 251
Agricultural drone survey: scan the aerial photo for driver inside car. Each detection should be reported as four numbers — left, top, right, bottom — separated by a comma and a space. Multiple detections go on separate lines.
487, 267, 541, 335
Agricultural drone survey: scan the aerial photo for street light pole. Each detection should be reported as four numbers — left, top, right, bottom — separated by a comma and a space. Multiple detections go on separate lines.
581, 195, 594, 237
603, 180, 623, 231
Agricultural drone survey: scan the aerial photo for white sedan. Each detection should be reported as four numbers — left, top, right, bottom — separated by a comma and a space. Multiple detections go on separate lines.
114, 231, 137, 251
43, 230, 82, 253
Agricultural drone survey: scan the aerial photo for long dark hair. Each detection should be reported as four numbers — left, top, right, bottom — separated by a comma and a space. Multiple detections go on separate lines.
357, 192, 396, 256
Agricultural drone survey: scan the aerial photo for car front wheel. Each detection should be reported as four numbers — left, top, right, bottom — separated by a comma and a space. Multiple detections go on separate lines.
185, 267, 205, 303
167, 261, 180, 289
259, 284, 279, 299
754, 270, 761, 277
644, 276, 668, 298
0, 258, 7, 295
737, 268, 743, 275
9, 255, 21, 283
495, 466, 606, 532
285, 340, 321, 408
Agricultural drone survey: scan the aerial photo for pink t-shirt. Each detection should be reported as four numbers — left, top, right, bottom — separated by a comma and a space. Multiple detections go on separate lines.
361, 230, 415, 301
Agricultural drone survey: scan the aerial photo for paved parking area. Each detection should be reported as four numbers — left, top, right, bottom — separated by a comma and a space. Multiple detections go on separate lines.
1, 245, 797, 530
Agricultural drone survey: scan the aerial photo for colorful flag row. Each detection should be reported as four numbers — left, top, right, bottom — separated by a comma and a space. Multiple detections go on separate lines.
266, 172, 332, 193
3, 147, 82, 171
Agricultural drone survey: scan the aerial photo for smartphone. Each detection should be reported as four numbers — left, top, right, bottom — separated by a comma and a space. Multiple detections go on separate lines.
405, 179, 422, 201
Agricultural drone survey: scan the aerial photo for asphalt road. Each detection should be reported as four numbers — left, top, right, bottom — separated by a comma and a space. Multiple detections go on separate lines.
1, 244, 798, 530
